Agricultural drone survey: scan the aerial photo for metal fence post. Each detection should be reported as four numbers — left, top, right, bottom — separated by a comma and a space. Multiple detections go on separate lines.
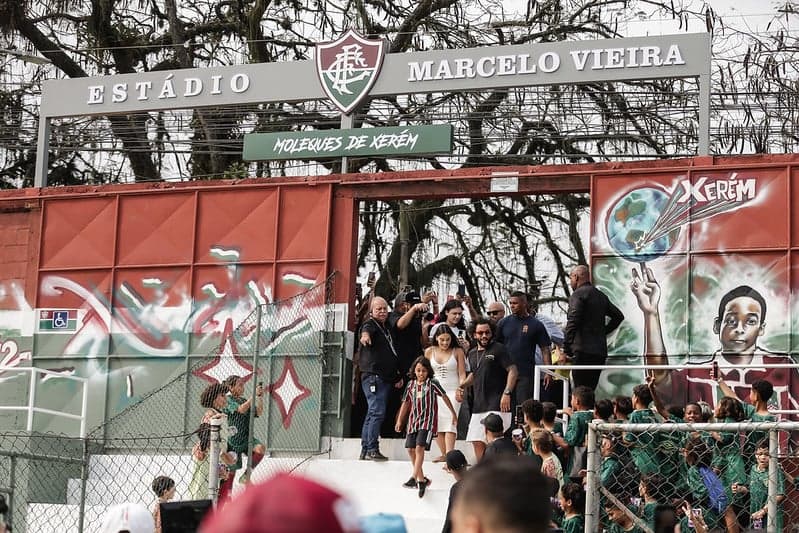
26, 370, 37, 432
246, 304, 263, 479
77, 437, 90, 533
209, 417, 222, 504
767, 429, 778, 533
585, 422, 599, 532
7, 457, 15, 531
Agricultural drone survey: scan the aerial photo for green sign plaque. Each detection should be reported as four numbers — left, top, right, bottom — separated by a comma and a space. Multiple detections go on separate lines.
243, 125, 452, 161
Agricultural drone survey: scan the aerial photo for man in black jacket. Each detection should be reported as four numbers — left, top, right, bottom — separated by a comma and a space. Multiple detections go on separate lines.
563, 265, 625, 391
359, 296, 403, 461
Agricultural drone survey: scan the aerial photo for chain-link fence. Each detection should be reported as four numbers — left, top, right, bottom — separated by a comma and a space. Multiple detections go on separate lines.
1, 276, 344, 532
584, 421, 799, 533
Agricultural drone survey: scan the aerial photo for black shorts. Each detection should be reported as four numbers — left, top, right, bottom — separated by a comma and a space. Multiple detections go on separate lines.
405, 429, 434, 450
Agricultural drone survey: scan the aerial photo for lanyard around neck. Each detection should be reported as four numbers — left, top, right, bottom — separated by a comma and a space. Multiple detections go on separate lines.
372, 318, 397, 357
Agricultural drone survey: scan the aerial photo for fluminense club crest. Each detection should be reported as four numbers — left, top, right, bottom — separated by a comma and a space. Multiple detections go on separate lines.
315, 29, 386, 115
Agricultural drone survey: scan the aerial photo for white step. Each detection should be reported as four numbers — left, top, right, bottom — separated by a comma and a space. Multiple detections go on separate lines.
250, 457, 457, 531
53, 440, 468, 533
70, 457, 306, 506
84, 439, 478, 472
321, 437, 478, 464
67, 477, 187, 507
26, 504, 106, 533
87, 453, 197, 481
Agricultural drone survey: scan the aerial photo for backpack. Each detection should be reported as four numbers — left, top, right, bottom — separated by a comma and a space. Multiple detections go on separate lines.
698, 466, 729, 514
360, 513, 407, 533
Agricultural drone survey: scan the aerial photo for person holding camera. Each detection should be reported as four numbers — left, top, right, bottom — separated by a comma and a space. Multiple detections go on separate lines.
427, 300, 470, 353
393, 290, 436, 374
383, 289, 433, 437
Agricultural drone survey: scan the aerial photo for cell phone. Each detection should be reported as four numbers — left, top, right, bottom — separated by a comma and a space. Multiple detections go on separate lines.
712, 360, 719, 380
457, 283, 466, 297
367, 271, 376, 284
515, 405, 523, 427
258, 381, 263, 387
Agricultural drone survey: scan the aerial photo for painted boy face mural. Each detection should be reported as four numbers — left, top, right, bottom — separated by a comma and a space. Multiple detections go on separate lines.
630, 265, 796, 410
713, 288, 766, 356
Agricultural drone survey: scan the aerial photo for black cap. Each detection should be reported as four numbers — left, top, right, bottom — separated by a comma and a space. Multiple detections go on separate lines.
481, 413, 504, 433
404, 291, 422, 304
445, 449, 468, 472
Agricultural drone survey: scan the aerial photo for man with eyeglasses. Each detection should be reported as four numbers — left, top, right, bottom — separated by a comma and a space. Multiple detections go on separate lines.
485, 302, 505, 322
460, 317, 518, 461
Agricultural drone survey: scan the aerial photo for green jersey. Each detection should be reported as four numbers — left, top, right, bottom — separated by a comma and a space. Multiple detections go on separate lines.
223, 395, 256, 453
623, 409, 661, 475
562, 514, 583, 533
600, 456, 621, 488
642, 501, 658, 529
741, 402, 776, 466
685, 465, 721, 529
564, 410, 592, 473
712, 416, 747, 503
749, 464, 784, 532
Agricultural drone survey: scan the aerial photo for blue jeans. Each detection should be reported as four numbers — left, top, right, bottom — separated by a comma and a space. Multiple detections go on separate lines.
361, 373, 391, 452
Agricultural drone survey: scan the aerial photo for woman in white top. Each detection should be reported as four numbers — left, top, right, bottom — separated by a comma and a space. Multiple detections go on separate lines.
424, 324, 467, 462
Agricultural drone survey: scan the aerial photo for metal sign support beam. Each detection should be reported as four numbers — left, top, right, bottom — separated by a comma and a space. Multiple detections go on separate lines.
35, 33, 712, 187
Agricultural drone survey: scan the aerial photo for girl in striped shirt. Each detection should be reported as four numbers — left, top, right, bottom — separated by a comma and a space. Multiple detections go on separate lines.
395, 355, 458, 497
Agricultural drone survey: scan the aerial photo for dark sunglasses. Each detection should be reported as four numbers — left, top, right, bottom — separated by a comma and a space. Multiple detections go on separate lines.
487, 310, 502, 316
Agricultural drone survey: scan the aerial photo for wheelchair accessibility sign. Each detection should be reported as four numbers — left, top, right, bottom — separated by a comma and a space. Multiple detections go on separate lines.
38, 309, 78, 332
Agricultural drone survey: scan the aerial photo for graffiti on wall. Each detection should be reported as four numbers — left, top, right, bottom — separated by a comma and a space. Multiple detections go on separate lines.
0, 246, 325, 429
591, 168, 799, 411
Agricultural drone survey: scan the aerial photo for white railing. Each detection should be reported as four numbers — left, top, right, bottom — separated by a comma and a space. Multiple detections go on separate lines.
0, 366, 89, 437
534, 362, 799, 414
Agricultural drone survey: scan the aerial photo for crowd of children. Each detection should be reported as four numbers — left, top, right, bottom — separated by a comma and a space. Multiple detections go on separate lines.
178, 352, 792, 532
522, 373, 791, 532
424, 369, 793, 532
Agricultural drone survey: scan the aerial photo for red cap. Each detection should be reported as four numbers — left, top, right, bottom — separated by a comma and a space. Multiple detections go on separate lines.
200, 473, 362, 533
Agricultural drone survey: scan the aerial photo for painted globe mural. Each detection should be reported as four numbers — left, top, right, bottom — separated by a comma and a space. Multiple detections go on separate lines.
606, 187, 679, 262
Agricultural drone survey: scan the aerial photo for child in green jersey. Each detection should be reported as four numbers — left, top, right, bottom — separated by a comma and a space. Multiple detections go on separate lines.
732, 440, 785, 532
559, 482, 585, 533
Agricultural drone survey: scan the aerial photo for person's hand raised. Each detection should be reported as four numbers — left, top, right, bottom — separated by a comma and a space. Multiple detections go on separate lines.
631, 265, 661, 315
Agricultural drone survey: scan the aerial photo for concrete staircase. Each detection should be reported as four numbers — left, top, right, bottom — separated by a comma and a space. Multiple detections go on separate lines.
23, 438, 478, 533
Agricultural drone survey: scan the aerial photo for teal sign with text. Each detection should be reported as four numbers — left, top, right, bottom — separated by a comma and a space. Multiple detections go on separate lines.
243, 125, 452, 161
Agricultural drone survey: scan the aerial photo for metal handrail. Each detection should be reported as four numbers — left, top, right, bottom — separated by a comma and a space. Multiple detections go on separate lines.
533, 362, 799, 410
0, 366, 89, 437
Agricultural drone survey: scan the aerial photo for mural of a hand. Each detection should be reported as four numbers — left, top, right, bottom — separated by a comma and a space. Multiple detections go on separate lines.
630, 265, 660, 315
